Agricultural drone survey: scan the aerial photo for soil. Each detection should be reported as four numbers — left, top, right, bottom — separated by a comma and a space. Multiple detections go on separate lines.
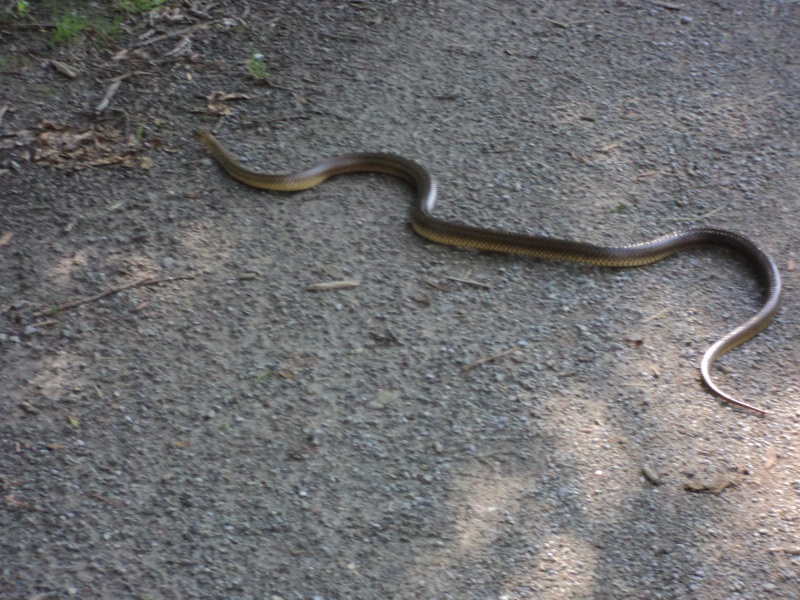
1, 1, 800, 599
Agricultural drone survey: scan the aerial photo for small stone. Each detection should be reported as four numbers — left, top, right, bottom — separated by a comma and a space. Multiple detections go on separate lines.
642, 465, 661, 485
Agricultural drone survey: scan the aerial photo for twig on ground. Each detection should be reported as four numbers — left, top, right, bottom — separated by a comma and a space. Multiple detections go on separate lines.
445, 276, 492, 289
462, 347, 519, 372
650, 0, 681, 9
425, 279, 451, 292
89, 492, 118, 507
635, 169, 669, 180
31, 275, 194, 318
665, 205, 725, 222
96, 73, 133, 113
306, 280, 360, 291
134, 22, 212, 48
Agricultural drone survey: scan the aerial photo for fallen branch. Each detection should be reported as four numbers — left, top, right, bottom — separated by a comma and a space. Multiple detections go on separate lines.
31, 275, 194, 318
462, 347, 519, 372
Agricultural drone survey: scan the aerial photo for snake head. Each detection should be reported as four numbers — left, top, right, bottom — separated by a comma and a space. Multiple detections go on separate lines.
193, 129, 212, 145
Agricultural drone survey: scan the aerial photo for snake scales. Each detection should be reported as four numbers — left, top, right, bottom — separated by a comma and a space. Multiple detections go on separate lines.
195, 129, 782, 415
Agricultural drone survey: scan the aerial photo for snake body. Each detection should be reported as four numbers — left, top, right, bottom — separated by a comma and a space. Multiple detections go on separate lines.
195, 129, 782, 415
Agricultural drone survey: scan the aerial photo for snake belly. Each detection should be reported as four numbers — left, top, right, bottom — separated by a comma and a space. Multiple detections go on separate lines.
195, 129, 782, 415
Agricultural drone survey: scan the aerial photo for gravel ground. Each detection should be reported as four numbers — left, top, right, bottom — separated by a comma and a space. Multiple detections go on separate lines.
1, 1, 800, 598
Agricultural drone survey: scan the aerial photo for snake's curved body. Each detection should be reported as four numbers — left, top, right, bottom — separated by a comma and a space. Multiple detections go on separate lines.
195, 130, 782, 415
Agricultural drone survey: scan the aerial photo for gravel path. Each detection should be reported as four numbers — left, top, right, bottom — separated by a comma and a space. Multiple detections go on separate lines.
1, 1, 799, 598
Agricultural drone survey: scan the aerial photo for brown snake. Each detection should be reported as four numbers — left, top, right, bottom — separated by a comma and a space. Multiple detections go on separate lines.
195, 129, 782, 415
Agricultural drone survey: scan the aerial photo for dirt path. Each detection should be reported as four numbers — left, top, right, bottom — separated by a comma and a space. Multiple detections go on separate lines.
2, 1, 799, 598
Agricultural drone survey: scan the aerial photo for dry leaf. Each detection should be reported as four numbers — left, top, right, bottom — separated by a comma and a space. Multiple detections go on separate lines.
31, 122, 152, 171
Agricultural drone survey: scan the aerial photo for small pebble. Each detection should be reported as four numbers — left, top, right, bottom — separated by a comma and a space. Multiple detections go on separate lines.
642, 465, 661, 485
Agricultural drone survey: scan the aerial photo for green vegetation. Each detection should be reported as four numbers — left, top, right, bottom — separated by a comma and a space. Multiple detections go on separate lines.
0, 54, 33, 72
52, 11, 122, 46
116, 0, 165, 14
52, 12, 90, 45
14, 1, 30, 17
27, 0, 168, 46
1, 0, 170, 45
247, 53, 270, 80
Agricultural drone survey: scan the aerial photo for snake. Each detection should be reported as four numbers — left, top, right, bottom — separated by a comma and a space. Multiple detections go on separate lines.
195, 129, 782, 416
